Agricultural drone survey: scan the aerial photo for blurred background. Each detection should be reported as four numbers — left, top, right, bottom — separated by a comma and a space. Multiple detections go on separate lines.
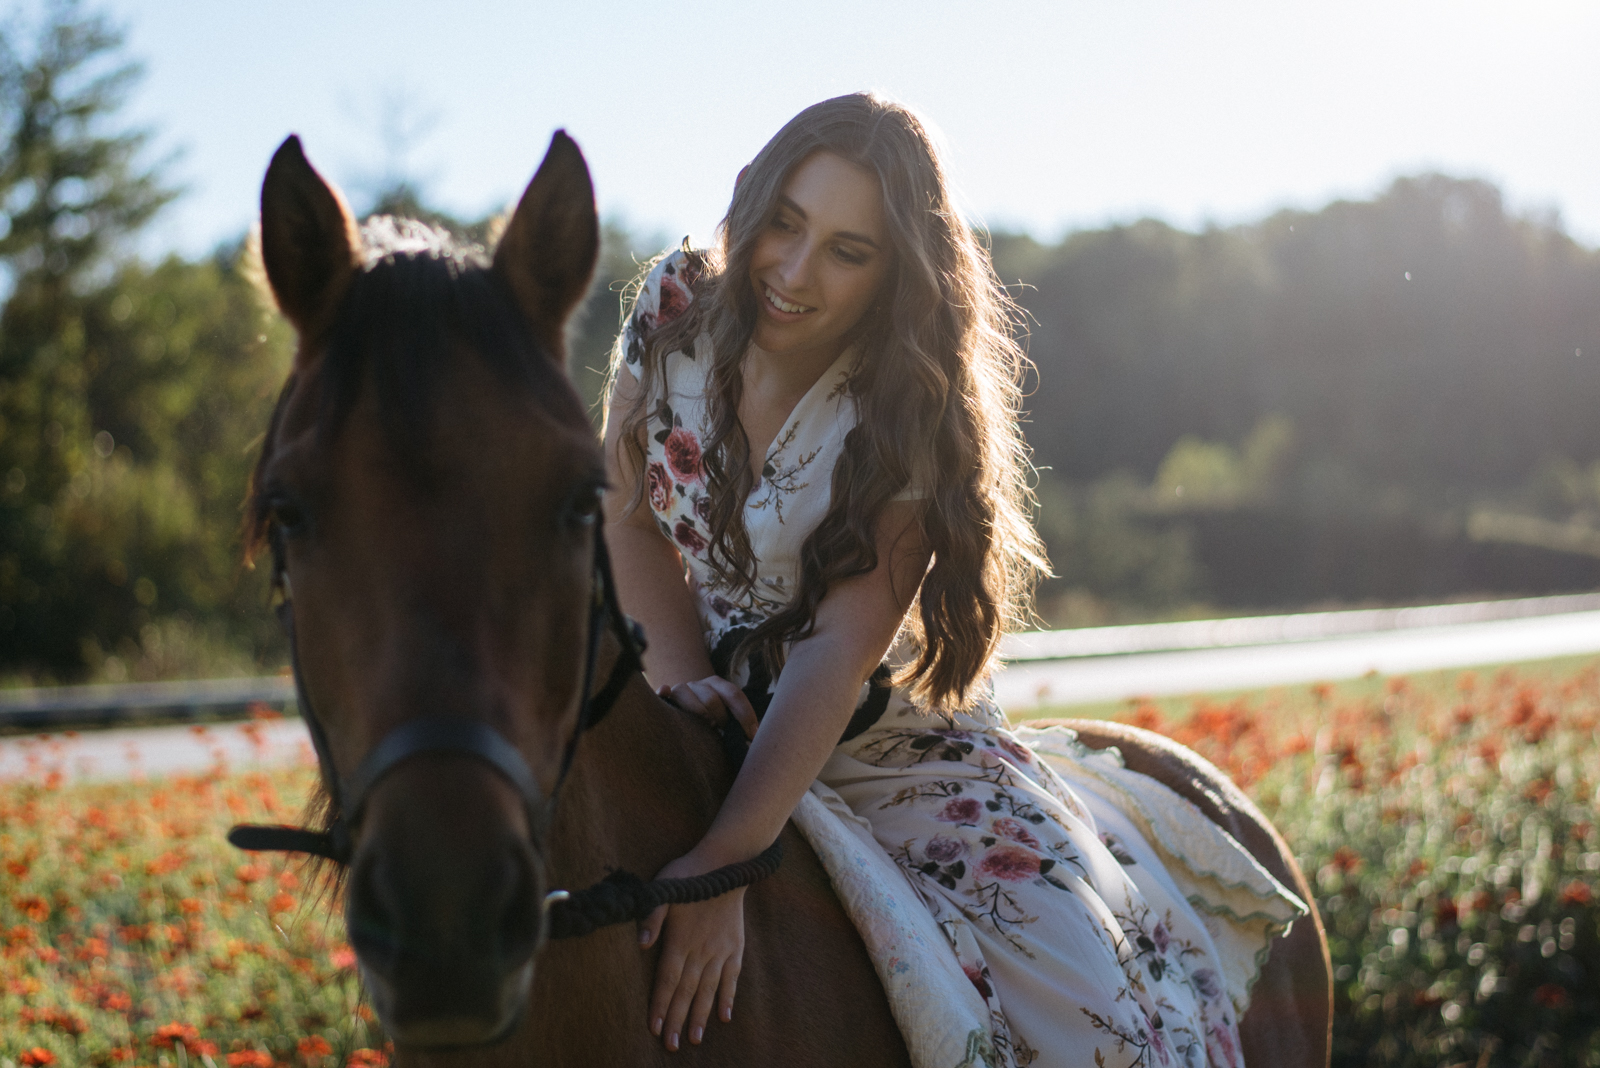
2, 0, 1599, 685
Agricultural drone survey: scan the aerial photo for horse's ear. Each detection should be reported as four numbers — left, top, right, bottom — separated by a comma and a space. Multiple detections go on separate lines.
260, 135, 363, 355
492, 130, 599, 356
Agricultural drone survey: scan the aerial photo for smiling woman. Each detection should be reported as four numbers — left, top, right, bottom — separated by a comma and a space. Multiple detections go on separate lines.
599, 93, 1322, 1067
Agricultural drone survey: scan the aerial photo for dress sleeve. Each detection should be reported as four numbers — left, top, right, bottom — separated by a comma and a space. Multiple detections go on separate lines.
618, 243, 702, 371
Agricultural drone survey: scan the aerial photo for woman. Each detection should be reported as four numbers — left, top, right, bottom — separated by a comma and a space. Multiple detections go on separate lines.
603, 94, 1301, 1068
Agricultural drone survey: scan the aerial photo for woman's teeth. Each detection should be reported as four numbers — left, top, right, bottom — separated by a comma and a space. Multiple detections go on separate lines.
765, 286, 813, 314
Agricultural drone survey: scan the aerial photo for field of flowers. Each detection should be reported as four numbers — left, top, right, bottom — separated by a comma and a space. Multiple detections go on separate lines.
4, 657, 1599, 1067
1114, 657, 1600, 1067
0, 757, 378, 1068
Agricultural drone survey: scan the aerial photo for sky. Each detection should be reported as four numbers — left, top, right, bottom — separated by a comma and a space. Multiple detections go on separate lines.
64, 0, 1600, 257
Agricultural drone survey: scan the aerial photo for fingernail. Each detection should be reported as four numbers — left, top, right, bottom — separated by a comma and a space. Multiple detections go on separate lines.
639, 929, 650, 946
722, 1006, 732, 1022
667, 1033, 679, 1051
691, 1026, 703, 1044
652, 1017, 663, 1036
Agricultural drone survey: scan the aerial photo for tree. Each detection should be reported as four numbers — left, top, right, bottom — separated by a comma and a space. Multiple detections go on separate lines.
0, 2, 288, 681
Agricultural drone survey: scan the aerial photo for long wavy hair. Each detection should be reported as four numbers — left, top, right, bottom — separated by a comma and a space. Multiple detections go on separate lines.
609, 92, 1046, 708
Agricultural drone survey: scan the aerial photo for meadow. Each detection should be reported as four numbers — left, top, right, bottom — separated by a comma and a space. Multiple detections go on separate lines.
4, 660, 1600, 1068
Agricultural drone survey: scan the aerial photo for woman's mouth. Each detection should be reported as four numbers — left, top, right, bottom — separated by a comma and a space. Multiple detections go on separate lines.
764, 285, 814, 315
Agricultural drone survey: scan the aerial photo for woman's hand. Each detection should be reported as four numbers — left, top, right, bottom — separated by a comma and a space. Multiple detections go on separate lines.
656, 675, 759, 741
639, 852, 747, 1051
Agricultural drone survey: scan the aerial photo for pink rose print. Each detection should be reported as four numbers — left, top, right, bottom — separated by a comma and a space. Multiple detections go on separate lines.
657, 272, 691, 326
962, 963, 993, 1000
1208, 1022, 1239, 1067
1143, 1012, 1171, 1066
990, 817, 1041, 849
976, 844, 1041, 882
647, 462, 672, 513
997, 734, 1033, 765
1191, 967, 1222, 1000
709, 595, 734, 618
934, 797, 983, 826
924, 835, 968, 863
694, 494, 712, 524
673, 519, 707, 555
664, 427, 703, 484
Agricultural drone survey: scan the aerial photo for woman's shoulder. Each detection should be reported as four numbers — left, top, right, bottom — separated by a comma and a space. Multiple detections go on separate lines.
621, 243, 710, 370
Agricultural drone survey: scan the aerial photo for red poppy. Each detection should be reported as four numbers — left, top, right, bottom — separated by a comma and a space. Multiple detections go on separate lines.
19, 1049, 54, 1067
663, 427, 703, 484
977, 845, 1041, 882
228, 1052, 275, 1068
152, 1022, 201, 1049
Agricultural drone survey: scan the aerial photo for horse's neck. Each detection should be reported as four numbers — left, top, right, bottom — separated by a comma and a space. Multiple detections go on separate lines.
547, 667, 729, 891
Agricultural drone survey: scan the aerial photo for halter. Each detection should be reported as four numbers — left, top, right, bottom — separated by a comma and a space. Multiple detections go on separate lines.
227, 516, 781, 937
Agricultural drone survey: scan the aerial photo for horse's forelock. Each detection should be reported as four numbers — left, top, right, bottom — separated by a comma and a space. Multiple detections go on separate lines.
244, 225, 591, 564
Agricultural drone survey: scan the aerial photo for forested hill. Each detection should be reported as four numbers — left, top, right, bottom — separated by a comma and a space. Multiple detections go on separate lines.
993, 174, 1600, 498
985, 177, 1600, 619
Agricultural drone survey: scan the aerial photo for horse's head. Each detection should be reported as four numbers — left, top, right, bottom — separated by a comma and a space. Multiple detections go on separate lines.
250, 133, 601, 1046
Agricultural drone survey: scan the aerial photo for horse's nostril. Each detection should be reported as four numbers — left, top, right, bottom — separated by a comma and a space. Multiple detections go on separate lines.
496, 844, 543, 967
346, 854, 405, 979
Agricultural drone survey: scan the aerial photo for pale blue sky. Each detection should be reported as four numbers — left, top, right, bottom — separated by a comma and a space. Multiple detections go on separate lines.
75, 0, 1600, 255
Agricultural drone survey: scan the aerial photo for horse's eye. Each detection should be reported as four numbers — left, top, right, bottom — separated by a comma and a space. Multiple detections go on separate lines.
269, 497, 308, 535
568, 485, 603, 527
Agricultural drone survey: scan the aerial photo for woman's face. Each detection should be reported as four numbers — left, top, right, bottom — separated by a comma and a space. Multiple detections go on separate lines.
747, 150, 892, 363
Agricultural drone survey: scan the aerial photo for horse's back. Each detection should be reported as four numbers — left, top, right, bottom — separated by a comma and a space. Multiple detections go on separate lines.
1031, 717, 1333, 1068
736, 821, 914, 1066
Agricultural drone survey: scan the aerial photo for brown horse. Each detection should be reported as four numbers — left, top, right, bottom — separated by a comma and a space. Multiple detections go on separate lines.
245, 131, 1329, 1066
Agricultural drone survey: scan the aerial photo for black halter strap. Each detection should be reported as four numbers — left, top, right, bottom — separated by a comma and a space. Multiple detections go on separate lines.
227, 518, 780, 936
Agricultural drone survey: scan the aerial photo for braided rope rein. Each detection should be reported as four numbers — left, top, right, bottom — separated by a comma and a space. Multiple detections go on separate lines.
545, 711, 780, 940
547, 838, 784, 939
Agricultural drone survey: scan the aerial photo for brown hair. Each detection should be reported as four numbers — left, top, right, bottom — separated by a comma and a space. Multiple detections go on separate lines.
609, 92, 1046, 708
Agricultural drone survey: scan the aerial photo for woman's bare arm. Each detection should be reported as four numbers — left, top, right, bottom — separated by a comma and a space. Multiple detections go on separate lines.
641, 497, 931, 1049
601, 364, 717, 688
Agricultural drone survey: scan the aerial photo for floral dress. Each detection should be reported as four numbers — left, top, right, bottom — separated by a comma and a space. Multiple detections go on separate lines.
619, 251, 1306, 1068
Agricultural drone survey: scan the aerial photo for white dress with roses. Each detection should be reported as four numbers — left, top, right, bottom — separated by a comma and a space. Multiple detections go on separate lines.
619, 250, 1307, 1068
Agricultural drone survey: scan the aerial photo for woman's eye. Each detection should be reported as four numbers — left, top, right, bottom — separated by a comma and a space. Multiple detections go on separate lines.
834, 246, 868, 266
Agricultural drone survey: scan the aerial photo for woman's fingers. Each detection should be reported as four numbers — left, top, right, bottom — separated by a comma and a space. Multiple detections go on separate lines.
639, 903, 667, 949
717, 957, 740, 1023
662, 958, 704, 1052
648, 935, 684, 1042
699, 676, 760, 740
686, 961, 723, 1044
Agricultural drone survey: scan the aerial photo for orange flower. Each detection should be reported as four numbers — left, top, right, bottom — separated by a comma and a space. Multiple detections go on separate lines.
329, 946, 357, 970
1559, 881, 1593, 907
298, 1035, 333, 1064
228, 1052, 275, 1068
100, 990, 133, 1012
277, 871, 299, 891
235, 863, 267, 884
151, 1022, 201, 1049
346, 1051, 388, 1068
5, 859, 28, 877
179, 897, 204, 915
108, 1047, 134, 1062
13, 894, 50, 922
267, 892, 297, 915
19, 1049, 55, 1067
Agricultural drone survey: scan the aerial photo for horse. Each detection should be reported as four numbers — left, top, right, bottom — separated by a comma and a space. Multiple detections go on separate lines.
239, 131, 1331, 1066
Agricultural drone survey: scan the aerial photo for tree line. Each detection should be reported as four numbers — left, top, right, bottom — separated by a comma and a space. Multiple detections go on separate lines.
4, 1, 1599, 682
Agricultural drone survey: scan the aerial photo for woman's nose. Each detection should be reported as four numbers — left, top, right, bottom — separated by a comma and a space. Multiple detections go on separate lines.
778, 241, 817, 290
